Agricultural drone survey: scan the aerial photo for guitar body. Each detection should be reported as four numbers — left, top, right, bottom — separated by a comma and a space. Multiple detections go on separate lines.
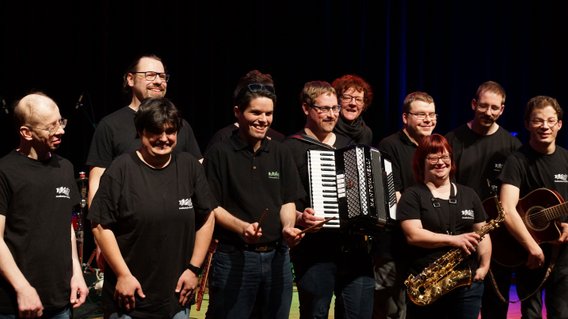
484, 188, 565, 268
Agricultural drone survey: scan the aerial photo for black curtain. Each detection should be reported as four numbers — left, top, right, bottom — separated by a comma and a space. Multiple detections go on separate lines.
2, 0, 567, 173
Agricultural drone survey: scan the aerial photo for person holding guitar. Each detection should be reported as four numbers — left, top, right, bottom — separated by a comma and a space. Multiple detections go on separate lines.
497, 95, 568, 318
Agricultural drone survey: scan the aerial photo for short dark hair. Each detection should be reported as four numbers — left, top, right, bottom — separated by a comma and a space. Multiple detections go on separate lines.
524, 95, 563, 124
134, 97, 182, 134
232, 70, 277, 110
122, 54, 167, 91
476, 81, 506, 105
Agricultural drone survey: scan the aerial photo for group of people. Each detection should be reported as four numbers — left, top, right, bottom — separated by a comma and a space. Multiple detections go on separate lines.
0, 53, 566, 319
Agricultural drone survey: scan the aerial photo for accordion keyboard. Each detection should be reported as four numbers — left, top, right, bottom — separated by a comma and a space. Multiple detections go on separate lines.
307, 150, 341, 228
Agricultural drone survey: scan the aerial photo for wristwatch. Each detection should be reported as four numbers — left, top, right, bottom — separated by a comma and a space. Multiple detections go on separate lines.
186, 263, 202, 276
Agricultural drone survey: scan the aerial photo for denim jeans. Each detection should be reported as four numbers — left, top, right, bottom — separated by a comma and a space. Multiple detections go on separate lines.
482, 244, 568, 319
406, 281, 484, 319
207, 244, 293, 319
295, 261, 375, 319
108, 308, 188, 319
0, 306, 71, 319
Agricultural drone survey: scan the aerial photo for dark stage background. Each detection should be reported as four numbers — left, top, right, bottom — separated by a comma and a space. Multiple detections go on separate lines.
1, 0, 568, 174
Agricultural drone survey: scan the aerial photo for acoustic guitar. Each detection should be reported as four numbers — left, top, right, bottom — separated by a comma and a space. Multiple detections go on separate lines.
483, 188, 567, 267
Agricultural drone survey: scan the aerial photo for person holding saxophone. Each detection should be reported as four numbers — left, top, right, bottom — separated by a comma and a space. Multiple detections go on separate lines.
397, 134, 492, 319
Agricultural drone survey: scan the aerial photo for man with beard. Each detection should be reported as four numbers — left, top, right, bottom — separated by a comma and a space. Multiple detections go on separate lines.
284, 81, 375, 318
444, 81, 521, 318
445, 81, 521, 201
203, 70, 304, 318
373, 91, 437, 319
86, 54, 202, 269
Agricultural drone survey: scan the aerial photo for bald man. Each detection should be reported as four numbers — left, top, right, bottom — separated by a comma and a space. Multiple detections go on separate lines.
0, 92, 88, 318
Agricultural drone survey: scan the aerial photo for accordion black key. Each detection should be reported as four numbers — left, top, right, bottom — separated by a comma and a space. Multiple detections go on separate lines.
307, 145, 397, 233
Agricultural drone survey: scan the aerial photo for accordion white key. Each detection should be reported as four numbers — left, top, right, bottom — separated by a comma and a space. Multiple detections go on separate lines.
307, 145, 396, 233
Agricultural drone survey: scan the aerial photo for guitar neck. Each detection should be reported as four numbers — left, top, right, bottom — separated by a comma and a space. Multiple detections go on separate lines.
543, 201, 568, 222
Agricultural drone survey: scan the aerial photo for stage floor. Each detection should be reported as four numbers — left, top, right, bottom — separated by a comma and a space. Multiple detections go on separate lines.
74, 284, 546, 319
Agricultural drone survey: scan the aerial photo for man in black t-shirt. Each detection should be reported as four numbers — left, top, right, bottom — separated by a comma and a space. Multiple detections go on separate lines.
374, 91, 437, 319
0, 93, 88, 318
444, 81, 521, 319
86, 54, 201, 207
494, 96, 568, 319
445, 81, 521, 201
85, 54, 202, 270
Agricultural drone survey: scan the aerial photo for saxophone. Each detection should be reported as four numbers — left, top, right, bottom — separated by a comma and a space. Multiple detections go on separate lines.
404, 195, 505, 306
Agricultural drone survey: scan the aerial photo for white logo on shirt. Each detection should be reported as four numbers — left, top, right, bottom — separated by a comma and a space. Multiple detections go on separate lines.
555, 174, 568, 183
56, 186, 71, 199
461, 209, 474, 220
179, 198, 193, 210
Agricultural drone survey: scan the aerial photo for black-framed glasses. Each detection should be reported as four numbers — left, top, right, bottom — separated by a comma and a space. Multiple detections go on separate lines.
247, 83, 275, 94
340, 94, 364, 105
407, 112, 438, 120
133, 71, 170, 82
310, 104, 341, 114
426, 154, 451, 164
530, 118, 559, 128
29, 118, 68, 135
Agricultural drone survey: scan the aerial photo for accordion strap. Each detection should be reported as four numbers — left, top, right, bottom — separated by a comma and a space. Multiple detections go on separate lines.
289, 133, 335, 150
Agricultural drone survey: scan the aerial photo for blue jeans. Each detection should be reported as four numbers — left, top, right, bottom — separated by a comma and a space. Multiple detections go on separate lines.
406, 281, 484, 319
207, 244, 293, 319
295, 261, 375, 319
0, 306, 71, 319
482, 244, 568, 319
108, 308, 188, 319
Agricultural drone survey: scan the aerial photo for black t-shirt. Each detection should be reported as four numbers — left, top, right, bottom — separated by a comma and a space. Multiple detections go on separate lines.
499, 144, 568, 200
203, 131, 305, 244
377, 130, 418, 193
86, 106, 202, 168
0, 151, 79, 313
397, 183, 487, 275
446, 124, 521, 200
88, 152, 213, 318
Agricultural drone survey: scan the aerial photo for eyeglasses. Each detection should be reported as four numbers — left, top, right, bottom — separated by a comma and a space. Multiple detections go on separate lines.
310, 104, 341, 114
340, 94, 364, 105
530, 118, 559, 128
133, 71, 170, 82
476, 102, 502, 112
247, 83, 275, 94
426, 154, 451, 165
30, 118, 68, 135
408, 112, 438, 120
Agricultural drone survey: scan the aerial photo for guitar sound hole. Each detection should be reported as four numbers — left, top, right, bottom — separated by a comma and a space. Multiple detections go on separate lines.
526, 206, 548, 230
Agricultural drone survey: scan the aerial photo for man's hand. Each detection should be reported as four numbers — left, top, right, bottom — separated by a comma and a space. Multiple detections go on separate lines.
15, 284, 43, 318
114, 274, 145, 312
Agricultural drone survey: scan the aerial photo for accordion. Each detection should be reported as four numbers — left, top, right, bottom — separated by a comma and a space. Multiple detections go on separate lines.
307, 144, 396, 233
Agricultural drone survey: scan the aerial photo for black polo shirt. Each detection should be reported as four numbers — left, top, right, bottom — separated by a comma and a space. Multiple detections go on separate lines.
204, 131, 305, 245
